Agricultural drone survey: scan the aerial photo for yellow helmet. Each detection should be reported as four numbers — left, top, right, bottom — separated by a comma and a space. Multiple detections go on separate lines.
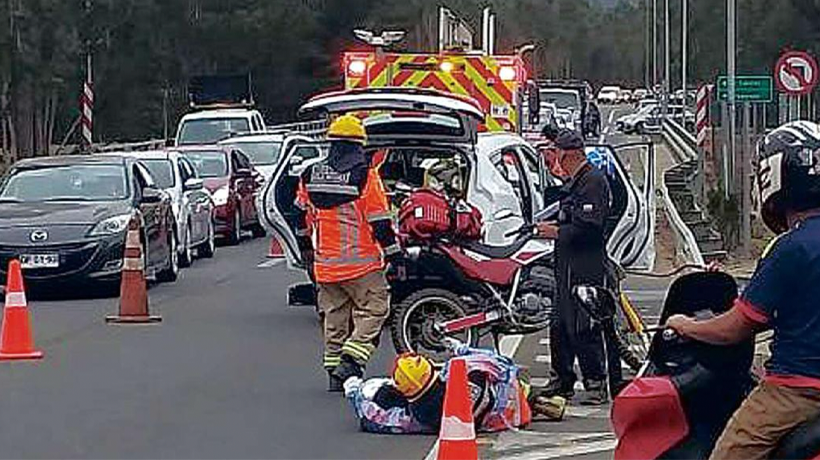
393, 353, 437, 400
327, 114, 367, 144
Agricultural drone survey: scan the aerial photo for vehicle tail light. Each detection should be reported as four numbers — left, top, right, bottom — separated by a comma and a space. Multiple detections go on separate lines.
347, 60, 367, 77
499, 66, 517, 81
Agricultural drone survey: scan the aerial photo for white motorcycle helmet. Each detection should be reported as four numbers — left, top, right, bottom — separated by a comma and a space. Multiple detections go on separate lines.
756, 121, 820, 233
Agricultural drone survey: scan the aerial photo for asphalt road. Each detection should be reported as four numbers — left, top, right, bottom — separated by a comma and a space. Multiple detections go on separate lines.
0, 104, 668, 460
0, 238, 434, 459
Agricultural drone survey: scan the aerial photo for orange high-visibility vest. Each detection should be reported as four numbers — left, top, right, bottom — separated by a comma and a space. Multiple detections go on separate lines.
297, 167, 392, 283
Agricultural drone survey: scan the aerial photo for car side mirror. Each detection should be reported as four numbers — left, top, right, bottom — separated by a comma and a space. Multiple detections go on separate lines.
184, 178, 204, 191
141, 187, 163, 204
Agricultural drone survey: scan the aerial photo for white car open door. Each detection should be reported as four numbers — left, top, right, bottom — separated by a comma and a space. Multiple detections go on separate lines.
586, 143, 656, 270
261, 88, 486, 270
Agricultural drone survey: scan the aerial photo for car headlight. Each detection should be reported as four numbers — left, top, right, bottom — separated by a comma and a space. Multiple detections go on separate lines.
89, 214, 133, 236
212, 186, 230, 206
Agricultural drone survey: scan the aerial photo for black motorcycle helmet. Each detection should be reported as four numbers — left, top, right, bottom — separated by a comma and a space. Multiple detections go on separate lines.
755, 121, 820, 233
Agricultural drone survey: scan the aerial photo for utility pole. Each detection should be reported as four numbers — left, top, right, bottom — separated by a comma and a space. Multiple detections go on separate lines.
653, 0, 658, 89
645, 0, 651, 89
682, 0, 688, 113
727, 0, 737, 197
662, 0, 670, 120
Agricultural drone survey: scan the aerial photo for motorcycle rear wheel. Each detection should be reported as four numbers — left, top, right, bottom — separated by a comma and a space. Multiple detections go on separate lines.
389, 288, 479, 363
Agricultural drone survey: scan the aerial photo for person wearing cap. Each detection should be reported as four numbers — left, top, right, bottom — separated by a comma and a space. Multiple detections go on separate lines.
294, 114, 402, 392
536, 129, 613, 406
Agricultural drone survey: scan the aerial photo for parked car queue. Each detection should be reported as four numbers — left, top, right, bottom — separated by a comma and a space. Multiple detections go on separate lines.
0, 145, 268, 294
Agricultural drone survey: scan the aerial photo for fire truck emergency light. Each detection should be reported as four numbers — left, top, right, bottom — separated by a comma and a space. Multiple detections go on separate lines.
439, 61, 455, 73
499, 66, 517, 81
347, 60, 368, 77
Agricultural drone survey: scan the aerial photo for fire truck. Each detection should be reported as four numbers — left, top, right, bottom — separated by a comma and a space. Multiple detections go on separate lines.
341, 7, 538, 134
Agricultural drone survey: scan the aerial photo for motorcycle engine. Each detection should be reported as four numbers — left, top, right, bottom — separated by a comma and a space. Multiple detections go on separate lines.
511, 269, 556, 326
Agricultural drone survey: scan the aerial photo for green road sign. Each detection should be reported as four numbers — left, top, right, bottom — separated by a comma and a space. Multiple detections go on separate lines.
716, 76, 774, 102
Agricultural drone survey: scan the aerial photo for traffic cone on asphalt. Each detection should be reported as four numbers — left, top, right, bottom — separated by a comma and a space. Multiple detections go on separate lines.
0, 259, 44, 360
267, 236, 284, 258
106, 219, 161, 324
436, 358, 478, 460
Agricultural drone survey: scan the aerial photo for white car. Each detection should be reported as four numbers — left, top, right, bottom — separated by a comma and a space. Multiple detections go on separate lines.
110, 150, 216, 266
598, 86, 621, 105
260, 88, 654, 274
632, 88, 650, 101
218, 132, 316, 185
175, 108, 267, 146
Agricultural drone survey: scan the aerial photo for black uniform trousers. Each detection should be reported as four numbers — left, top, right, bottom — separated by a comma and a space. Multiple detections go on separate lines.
549, 164, 610, 387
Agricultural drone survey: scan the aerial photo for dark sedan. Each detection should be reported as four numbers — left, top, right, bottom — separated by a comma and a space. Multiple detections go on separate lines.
0, 155, 179, 290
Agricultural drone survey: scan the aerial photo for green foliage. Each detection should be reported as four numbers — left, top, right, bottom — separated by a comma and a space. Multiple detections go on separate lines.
0, 0, 816, 153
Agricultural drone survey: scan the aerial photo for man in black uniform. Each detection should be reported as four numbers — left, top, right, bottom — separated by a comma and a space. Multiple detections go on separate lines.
536, 130, 612, 405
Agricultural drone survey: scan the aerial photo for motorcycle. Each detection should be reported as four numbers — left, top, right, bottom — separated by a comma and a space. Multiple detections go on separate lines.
576, 271, 820, 460
387, 223, 556, 362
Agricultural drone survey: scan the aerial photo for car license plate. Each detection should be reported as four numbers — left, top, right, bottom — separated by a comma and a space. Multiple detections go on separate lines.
20, 254, 59, 269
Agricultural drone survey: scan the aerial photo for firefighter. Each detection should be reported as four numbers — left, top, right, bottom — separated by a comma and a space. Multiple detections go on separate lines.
294, 114, 403, 392
536, 129, 612, 406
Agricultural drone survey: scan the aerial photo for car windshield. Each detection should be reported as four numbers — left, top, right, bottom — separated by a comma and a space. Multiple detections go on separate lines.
177, 118, 251, 145
540, 91, 580, 110
221, 140, 282, 166
0, 164, 128, 202
139, 159, 175, 189
180, 150, 229, 178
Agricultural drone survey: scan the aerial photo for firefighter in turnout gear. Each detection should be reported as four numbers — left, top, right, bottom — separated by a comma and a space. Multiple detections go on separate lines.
295, 115, 402, 392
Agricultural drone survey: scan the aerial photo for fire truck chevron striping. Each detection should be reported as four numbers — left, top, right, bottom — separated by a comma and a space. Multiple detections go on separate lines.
343, 52, 526, 132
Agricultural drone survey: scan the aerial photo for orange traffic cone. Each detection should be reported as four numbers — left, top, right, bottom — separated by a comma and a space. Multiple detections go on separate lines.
437, 357, 478, 460
267, 237, 284, 258
0, 259, 44, 360
106, 219, 161, 324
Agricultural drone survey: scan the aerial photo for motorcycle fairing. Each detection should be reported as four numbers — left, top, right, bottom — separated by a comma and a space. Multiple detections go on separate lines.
613, 377, 689, 460
438, 245, 520, 285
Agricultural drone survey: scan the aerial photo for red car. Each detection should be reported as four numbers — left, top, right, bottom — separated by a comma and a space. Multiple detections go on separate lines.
175, 146, 265, 244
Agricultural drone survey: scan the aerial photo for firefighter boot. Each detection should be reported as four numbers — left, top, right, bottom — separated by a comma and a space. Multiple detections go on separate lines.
539, 377, 576, 400
332, 355, 364, 386
328, 371, 344, 393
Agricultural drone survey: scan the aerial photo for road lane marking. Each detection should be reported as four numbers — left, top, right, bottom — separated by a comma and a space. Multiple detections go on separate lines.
499, 334, 524, 358
489, 430, 616, 460
257, 259, 283, 269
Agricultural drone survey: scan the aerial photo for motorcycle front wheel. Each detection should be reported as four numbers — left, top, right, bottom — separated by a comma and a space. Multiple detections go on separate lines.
389, 288, 479, 363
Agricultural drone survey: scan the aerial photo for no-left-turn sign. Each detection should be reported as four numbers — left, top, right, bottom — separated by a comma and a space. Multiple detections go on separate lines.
775, 51, 819, 96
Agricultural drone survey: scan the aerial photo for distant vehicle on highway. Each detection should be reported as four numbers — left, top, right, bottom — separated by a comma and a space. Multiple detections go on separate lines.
619, 89, 633, 104
632, 88, 650, 101
539, 87, 584, 133
175, 75, 267, 146
0, 155, 179, 289
176, 146, 265, 245
175, 109, 267, 146
109, 150, 216, 267
218, 133, 318, 184
616, 104, 694, 134
597, 86, 621, 105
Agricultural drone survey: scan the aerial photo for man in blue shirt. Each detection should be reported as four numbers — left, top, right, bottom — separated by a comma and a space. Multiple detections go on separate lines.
668, 121, 820, 459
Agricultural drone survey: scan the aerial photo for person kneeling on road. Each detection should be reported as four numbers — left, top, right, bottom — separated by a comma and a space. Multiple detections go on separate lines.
667, 121, 820, 460
343, 341, 532, 434
294, 114, 403, 392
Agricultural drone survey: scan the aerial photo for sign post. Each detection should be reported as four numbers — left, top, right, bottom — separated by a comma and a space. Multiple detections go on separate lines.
775, 50, 819, 121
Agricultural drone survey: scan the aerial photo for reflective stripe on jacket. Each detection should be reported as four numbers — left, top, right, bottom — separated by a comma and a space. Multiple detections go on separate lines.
297, 167, 392, 283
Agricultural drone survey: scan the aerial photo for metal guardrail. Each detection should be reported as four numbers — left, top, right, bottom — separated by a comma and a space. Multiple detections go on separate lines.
660, 118, 706, 267
94, 139, 167, 153
266, 119, 327, 140
662, 118, 697, 162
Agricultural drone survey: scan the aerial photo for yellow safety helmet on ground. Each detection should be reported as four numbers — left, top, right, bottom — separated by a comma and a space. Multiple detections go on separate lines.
393, 353, 437, 400
327, 114, 367, 144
